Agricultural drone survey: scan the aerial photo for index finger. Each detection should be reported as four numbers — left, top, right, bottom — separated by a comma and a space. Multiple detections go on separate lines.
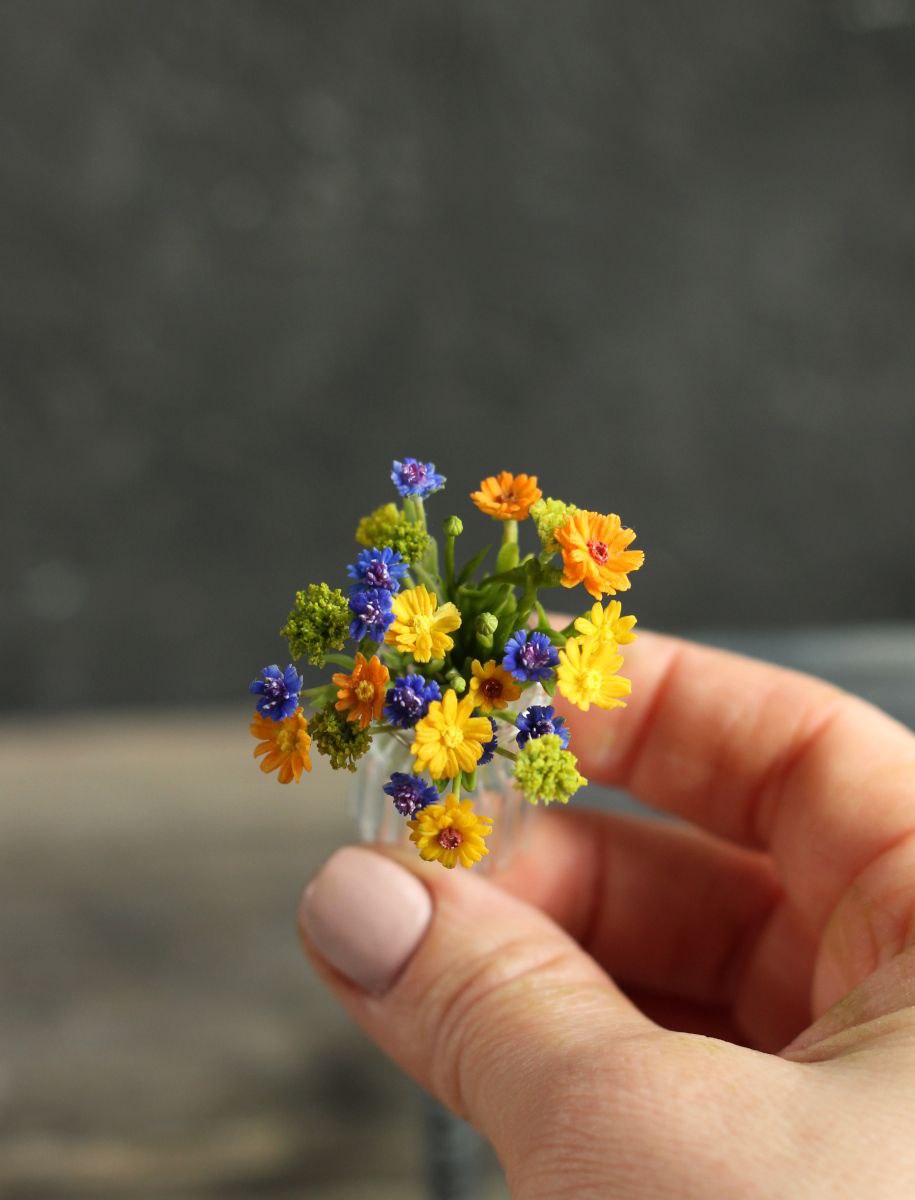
553, 629, 915, 937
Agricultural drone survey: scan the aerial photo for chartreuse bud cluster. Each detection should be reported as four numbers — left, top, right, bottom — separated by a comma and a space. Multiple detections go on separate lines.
247, 460, 645, 869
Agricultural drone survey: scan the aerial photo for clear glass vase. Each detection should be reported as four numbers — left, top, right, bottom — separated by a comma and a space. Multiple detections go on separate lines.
349, 730, 532, 873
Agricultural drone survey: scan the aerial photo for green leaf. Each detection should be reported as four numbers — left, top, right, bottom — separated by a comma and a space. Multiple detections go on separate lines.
460, 768, 477, 794
457, 545, 491, 586
495, 540, 520, 574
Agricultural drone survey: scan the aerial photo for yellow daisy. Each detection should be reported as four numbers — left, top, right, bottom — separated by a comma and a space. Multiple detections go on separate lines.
408, 793, 492, 868
573, 600, 638, 649
556, 636, 631, 712
411, 689, 493, 780
250, 708, 312, 783
555, 510, 644, 600
467, 659, 522, 712
385, 585, 461, 663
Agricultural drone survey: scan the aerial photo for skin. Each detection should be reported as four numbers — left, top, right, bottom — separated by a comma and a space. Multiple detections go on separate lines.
300, 631, 915, 1198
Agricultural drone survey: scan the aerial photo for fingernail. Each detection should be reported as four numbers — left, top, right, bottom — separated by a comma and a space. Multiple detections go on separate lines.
299, 847, 433, 994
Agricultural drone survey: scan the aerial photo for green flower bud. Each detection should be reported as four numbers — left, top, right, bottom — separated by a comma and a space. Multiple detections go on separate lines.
308, 704, 373, 772
475, 612, 499, 638
443, 515, 464, 538
445, 668, 467, 694
530, 497, 579, 556
280, 583, 350, 667
514, 734, 586, 805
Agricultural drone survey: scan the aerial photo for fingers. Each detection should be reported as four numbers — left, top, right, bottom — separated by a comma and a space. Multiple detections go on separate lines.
298, 846, 655, 1166
553, 630, 915, 945
496, 806, 781, 1013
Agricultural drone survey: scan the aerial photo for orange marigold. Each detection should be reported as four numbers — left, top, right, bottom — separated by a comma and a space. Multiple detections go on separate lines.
250, 708, 312, 784
470, 471, 542, 521
555, 510, 644, 600
332, 653, 390, 729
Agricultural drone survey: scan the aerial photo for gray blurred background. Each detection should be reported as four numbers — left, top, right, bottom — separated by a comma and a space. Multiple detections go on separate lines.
2, 0, 914, 712
2, 3, 915, 1198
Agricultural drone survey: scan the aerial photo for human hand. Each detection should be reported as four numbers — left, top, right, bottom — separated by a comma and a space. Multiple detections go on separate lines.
298, 631, 915, 1198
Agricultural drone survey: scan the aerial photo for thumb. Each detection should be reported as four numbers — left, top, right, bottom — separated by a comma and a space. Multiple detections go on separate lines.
298, 845, 652, 1169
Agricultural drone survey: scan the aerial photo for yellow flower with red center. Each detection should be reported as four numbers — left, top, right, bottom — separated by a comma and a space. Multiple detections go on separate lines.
250, 708, 313, 783
467, 659, 522, 712
332, 653, 390, 729
556, 636, 631, 712
385, 585, 461, 663
408, 793, 492, 868
470, 471, 542, 521
555, 510, 644, 601
573, 600, 638, 650
411, 689, 493, 780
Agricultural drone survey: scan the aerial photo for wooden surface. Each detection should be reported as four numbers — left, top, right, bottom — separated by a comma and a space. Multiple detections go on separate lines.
1, 626, 913, 1198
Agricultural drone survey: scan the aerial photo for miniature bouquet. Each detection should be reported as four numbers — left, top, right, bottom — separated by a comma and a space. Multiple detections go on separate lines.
248, 460, 644, 869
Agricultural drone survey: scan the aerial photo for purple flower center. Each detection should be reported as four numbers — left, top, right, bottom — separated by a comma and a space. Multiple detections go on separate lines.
364, 560, 391, 587
396, 687, 423, 717
262, 678, 288, 702
402, 462, 426, 486
392, 786, 422, 816
519, 640, 551, 670
530, 716, 555, 739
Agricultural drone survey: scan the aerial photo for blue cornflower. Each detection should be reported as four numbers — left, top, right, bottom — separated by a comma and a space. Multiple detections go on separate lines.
249, 663, 303, 722
502, 630, 560, 683
478, 716, 498, 766
391, 458, 446, 498
346, 546, 408, 595
349, 588, 394, 642
383, 772, 439, 817
384, 674, 442, 728
515, 704, 570, 750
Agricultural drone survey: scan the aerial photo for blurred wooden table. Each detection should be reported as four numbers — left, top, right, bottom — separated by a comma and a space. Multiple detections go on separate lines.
1, 626, 913, 1198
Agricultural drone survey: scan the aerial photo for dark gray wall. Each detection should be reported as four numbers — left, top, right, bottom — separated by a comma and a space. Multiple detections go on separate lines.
1, 1, 913, 711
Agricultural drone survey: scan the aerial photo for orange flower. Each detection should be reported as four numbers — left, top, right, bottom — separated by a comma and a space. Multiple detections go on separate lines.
250, 708, 312, 783
555, 510, 644, 600
332, 653, 390, 729
470, 471, 542, 521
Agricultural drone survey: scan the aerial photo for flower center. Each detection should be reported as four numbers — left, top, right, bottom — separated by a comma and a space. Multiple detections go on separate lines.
441, 728, 463, 749
532, 718, 554, 738
355, 680, 376, 703
365, 562, 390, 587
587, 539, 609, 565
411, 613, 432, 636
498, 490, 516, 505
438, 827, 463, 850
276, 728, 295, 753
481, 678, 503, 701
403, 462, 426, 485
519, 641, 549, 669
584, 668, 603, 695
397, 688, 423, 716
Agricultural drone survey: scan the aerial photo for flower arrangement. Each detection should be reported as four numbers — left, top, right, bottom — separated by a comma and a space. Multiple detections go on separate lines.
248, 460, 644, 869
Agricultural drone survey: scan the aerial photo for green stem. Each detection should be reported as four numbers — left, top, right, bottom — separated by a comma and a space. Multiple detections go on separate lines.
534, 601, 553, 631
444, 531, 456, 595
489, 708, 520, 725
452, 776, 461, 801
323, 652, 355, 669
502, 519, 518, 547
495, 746, 518, 762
